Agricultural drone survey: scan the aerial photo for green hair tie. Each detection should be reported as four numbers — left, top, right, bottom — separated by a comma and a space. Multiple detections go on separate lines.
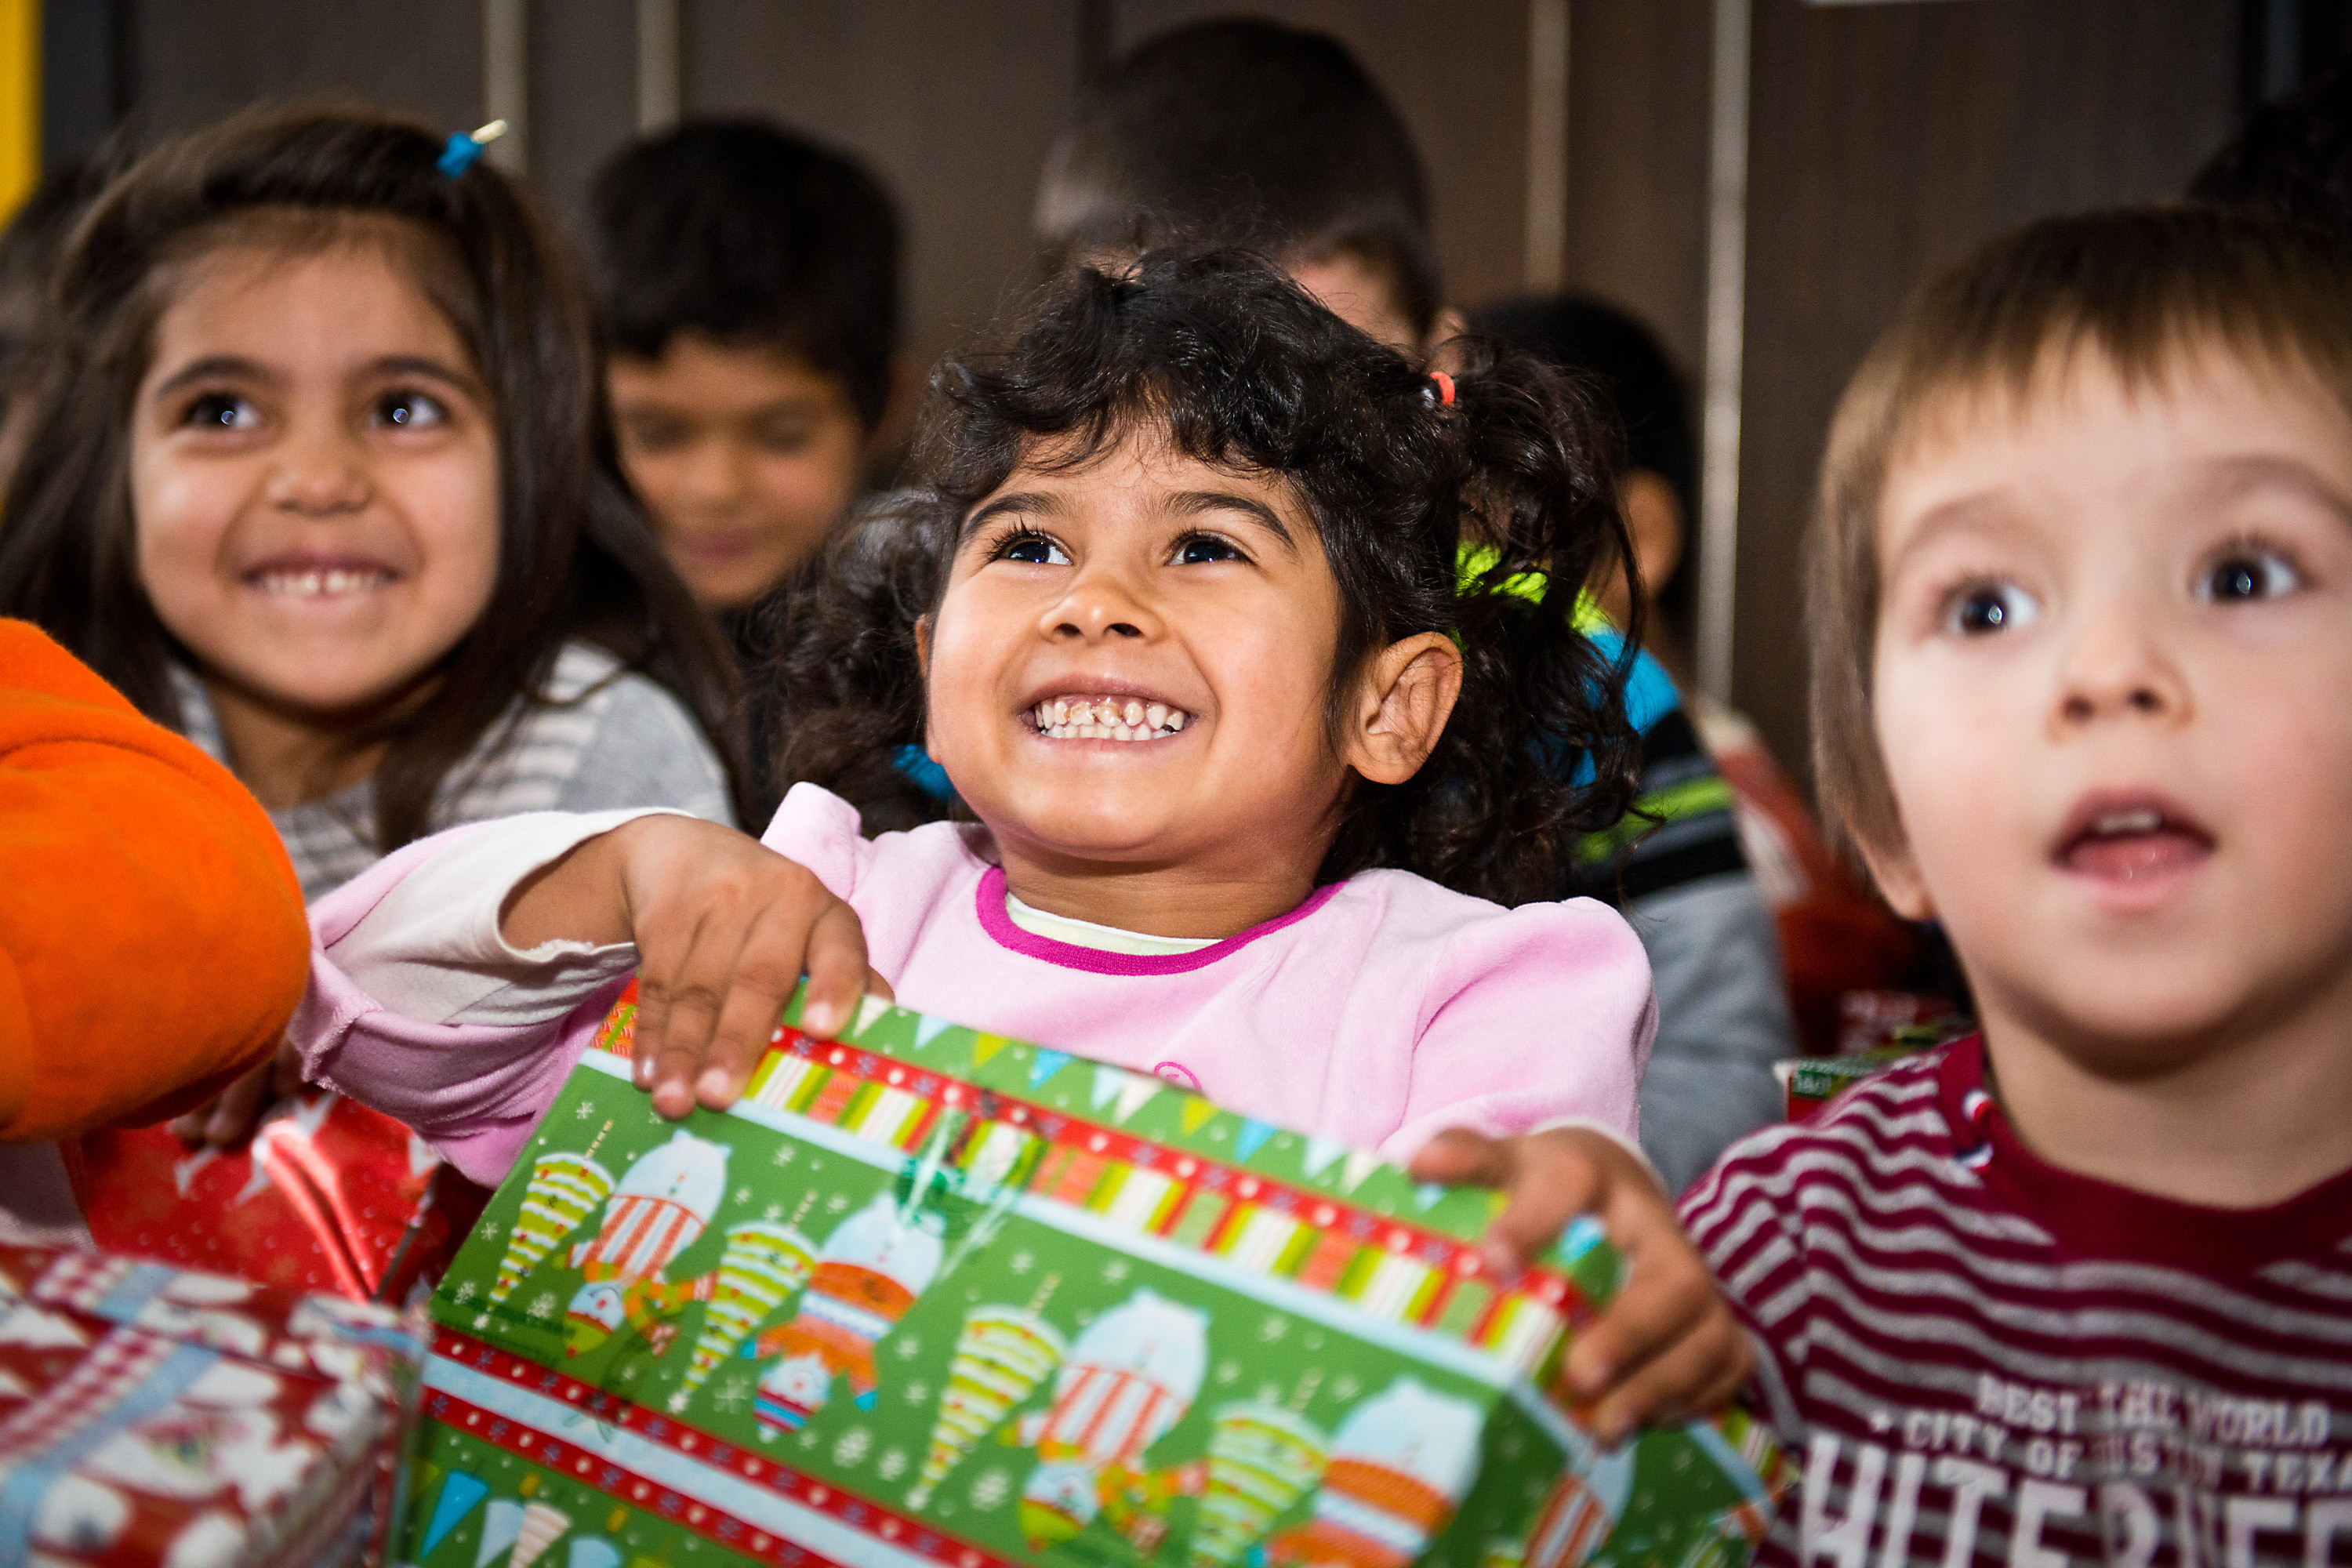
1451, 542, 1608, 643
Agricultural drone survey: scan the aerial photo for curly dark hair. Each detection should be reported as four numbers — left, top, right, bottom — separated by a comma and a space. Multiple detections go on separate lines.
771, 249, 1641, 906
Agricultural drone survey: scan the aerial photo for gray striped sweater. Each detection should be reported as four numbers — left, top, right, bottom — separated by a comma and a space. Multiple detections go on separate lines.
175, 641, 734, 902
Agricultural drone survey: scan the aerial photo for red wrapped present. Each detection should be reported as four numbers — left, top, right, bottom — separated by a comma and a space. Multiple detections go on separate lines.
1773, 990, 1976, 1122
0, 1242, 421, 1566
82, 1092, 488, 1304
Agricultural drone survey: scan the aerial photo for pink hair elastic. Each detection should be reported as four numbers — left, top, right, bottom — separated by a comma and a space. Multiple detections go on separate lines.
1428, 369, 1456, 407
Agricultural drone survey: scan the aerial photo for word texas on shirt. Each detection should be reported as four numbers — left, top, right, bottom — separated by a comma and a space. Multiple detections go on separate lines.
1682, 1038, 2352, 1568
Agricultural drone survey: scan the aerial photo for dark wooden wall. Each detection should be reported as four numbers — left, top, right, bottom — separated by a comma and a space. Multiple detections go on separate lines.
1562, 0, 1714, 376
53, 0, 2261, 793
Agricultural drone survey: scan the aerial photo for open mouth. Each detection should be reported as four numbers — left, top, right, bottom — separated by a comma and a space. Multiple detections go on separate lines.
2054, 799, 2215, 881
1029, 695, 1192, 742
244, 561, 398, 600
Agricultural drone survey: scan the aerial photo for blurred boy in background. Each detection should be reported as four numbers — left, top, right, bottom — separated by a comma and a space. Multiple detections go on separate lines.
1476, 294, 1917, 1052
587, 120, 905, 815
1035, 17, 1798, 1192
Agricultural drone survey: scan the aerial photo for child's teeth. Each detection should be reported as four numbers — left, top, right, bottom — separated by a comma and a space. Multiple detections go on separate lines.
2096, 810, 2162, 834
1032, 695, 1195, 739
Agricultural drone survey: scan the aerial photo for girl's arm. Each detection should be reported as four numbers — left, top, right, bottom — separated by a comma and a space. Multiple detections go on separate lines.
296, 809, 876, 1184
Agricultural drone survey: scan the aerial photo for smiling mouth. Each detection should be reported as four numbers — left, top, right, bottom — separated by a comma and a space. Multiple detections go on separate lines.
246, 566, 397, 599
1029, 695, 1191, 742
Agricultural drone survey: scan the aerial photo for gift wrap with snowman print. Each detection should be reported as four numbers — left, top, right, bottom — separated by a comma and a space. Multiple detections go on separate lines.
398, 982, 1791, 1568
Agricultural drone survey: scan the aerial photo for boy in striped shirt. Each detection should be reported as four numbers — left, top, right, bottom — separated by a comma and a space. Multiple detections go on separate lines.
1681, 206, 2352, 1567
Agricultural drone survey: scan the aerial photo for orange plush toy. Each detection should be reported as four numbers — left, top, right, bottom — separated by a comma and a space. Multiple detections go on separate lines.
0, 619, 309, 1240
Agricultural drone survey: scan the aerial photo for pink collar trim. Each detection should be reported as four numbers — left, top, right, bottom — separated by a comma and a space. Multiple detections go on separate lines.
974, 866, 1341, 976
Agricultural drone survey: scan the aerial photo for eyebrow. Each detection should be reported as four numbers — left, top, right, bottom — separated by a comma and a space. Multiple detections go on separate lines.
960, 485, 1304, 556
148, 352, 481, 404
1882, 488, 2021, 583
2196, 452, 2352, 524
962, 490, 1065, 538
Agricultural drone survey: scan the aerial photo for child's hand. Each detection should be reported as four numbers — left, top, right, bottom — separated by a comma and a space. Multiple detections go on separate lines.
1410, 1125, 1751, 1442
502, 815, 887, 1119
169, 1036, 307, 1147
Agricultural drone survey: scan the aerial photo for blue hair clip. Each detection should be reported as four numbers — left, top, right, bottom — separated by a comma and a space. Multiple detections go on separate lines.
892, 745, 957, 804
436, 120, 509, 178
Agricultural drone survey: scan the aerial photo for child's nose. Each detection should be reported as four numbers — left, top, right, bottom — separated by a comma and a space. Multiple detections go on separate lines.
266, 427, 372, 517
2053, 593, 2191, 728
677, 436, 750, 506
1043, 568, 1161, 641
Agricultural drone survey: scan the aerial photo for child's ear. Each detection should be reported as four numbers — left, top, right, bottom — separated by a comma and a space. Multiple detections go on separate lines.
1343, 633, 1463, 786
913, 615, 937, 760
1853, 828, 1936, 923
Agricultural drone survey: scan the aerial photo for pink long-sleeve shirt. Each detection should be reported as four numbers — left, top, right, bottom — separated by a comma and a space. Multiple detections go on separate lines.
292, 785, 1654, 1186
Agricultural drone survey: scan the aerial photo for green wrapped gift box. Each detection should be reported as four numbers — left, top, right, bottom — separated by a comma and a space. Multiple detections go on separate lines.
397, 984, 1791, 1568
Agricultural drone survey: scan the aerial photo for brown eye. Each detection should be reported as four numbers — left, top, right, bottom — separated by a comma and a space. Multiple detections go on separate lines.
1174, 533, 1245, 565
1944, 582, 2039, 636
995, 529, 1069, 565
2198, 550, 2299, 603
374, 389, 448, 429
183, 393, 258, 430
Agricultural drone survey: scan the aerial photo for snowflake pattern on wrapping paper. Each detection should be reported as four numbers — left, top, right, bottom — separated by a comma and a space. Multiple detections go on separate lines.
826, 1192, 851, 1214
712, 1377, 750, 1413
895, 1336, 922, 1360
575, 1102, 594, 1120
1008, 1250, 1035, 1276
1330, 1374, 1360, 1402
878, 1447, 908, 1482
970, 1469, 1011, 1511
452, 1279, 478, 1303
527, 1292, 557, 1322
834, 1427, 872, 1466
1214, 1360, 1240, 1385
903, 1381, 931, 1405
1102, 1260, 1131, 1284
1258, 1314, 1291, 1342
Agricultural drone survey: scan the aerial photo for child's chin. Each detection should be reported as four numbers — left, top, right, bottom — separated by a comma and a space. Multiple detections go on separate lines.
2034, 973, 2263, 1065
996, 803, 1182, 861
